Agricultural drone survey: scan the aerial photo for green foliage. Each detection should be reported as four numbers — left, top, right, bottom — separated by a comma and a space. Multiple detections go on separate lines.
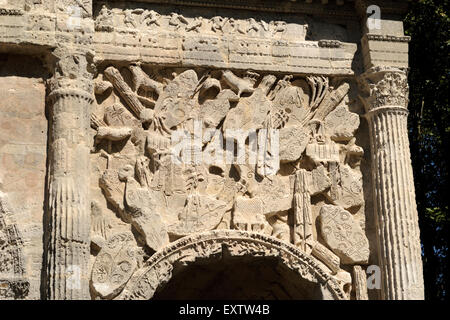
404, 0, 449, 300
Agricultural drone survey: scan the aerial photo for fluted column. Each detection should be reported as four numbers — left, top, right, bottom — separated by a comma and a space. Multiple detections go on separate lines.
44, 46, 94, 299
359, 67, 424, 299
41, 0, 95, 300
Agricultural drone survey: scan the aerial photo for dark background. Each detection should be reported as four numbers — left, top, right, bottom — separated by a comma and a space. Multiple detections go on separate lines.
404, 0, 449, 300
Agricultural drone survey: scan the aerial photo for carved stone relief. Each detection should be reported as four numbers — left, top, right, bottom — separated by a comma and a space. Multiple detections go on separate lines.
87, 61, 369, 299
0, 189, 29, 299
94, 4, 307, 40
0, 0, 422, 301
117, 230, 348, 300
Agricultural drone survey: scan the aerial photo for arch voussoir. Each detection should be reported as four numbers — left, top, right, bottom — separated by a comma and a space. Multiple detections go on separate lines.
117, 230, 347, 300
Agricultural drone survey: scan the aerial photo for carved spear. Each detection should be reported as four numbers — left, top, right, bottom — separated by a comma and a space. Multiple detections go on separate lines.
292, 169, 314, 254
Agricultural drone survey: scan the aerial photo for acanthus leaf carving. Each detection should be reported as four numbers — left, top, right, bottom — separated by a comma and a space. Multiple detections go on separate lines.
358, 66, 409, 112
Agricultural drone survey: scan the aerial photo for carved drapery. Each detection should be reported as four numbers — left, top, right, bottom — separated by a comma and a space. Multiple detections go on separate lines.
359, 67, 424, 300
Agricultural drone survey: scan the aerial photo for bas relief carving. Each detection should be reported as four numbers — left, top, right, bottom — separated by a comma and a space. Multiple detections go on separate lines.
89, 62, 368, 299
94, 5, 307, 41
0, 0, 423, 300
0, 186, 29, 299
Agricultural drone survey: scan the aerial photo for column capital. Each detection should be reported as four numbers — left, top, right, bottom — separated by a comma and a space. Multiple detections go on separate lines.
358, 66, 409, 113
47, 48, 96, 96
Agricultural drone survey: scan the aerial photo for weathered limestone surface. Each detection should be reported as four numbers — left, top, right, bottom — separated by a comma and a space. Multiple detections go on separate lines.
359, 67, 424, 300
0, 65, 47, 299
0, 0, 424, 300
44, 49, 94, 300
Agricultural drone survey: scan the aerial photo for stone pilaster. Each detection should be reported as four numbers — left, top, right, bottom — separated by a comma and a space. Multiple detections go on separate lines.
359, 67, 424, 300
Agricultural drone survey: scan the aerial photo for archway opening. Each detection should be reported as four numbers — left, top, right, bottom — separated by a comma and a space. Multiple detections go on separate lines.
153, 256, 327, 300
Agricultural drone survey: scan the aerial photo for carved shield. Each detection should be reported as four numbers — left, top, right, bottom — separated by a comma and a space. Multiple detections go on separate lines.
91, 233, 138, 299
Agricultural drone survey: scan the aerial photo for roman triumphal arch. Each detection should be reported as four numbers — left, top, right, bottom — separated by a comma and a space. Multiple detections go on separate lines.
0, 0, 424, 300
